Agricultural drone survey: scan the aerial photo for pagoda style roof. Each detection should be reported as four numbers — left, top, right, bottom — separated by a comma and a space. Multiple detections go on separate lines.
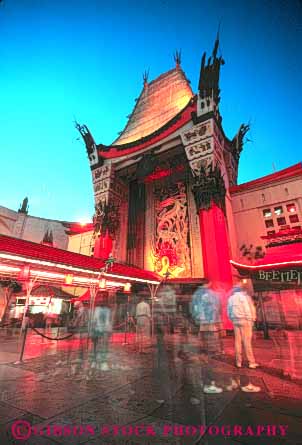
111, 67, 194, 147
98, 97, 196, 160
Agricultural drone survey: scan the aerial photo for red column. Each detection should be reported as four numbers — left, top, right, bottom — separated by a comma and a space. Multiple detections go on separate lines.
199, 202, 233, 329
94, 230, 113, 260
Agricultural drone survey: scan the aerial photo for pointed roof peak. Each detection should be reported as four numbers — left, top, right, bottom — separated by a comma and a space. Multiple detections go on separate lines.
112, 66, 193, 146
174, 50, 181, 68
142, 69, 149, 88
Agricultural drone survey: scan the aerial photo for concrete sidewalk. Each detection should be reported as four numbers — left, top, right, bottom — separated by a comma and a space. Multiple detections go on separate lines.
0, 331, 301, 444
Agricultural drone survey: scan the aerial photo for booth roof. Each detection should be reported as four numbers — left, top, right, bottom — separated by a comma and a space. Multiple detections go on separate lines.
0, 235, 160, 282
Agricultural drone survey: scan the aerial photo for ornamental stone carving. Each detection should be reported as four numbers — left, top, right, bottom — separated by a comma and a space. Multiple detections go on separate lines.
192, 163, 226, 213
181, 120, 212, 145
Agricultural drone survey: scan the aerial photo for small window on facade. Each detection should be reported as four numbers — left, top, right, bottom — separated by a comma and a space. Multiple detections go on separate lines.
286, 203, 296, 213
267, 230, 275, 236
265, 219, 274, 228
263, 209, 272, 218
261, 193, 265, 202
285, 187, 289, 196
277, 217, 286, 225
240, 199, 244, 209
274, 206, 283, 216
289, 214, 299, 223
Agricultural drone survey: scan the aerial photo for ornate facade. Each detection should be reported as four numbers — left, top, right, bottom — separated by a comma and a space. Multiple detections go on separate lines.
76, 37, 301, 328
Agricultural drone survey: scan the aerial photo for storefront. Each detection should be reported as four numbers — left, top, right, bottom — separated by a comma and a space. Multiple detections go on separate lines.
231, 228, 302, 331
12, 285, 72, 327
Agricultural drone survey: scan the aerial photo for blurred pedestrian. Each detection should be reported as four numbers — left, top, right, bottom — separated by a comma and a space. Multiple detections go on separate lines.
135, 295, 151, 353
191, 282, 223, 394
73, 301, 88, 371
90, 293, 112, 372
227, 285, 259, 369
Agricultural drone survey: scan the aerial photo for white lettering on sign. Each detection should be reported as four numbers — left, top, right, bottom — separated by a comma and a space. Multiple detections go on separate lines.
257, 269, 302, 283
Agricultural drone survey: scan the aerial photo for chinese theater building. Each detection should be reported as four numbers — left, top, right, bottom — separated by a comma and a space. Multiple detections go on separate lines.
76, 38, 250, 328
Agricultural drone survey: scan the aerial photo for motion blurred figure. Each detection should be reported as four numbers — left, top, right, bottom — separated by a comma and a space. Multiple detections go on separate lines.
135, 295, 151, 353
191, 282, 223, 394
227, 285, 259, 369
90, 293, 112, 372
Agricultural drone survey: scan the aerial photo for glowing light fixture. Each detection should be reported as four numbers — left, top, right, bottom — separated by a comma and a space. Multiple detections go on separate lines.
124, 282, 131, 293
65, 274, 74, 285
99, 278, 106, 289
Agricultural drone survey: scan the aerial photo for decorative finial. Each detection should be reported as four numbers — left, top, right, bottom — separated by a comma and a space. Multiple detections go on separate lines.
213, 21, 221, 60
174, 50, 181, 68
41, 229, 54, 246
198, 31, 224, 104
18, 197, 29, 214
143, 69, 149, 87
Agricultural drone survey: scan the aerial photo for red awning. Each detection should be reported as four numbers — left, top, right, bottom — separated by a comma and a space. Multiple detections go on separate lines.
231, 242, 302, 272
0, 235, 160, 283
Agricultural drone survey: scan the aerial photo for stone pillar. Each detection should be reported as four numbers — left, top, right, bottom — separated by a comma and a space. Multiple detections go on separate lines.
181, 120, 233, 329
92, 162, 128, 262
198, 203, 233, 329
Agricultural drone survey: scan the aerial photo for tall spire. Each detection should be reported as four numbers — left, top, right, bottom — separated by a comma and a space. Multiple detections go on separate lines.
143, 69, 149, 88
212, 22, 221, 60
174, 50, 181, 69
18, 197, 29, 214
198, 31, 225, 105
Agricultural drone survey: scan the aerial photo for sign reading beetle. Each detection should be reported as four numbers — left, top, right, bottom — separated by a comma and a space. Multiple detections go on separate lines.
257, 269, 302, 285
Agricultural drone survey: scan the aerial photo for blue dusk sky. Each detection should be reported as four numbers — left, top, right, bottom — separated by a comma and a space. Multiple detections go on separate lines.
0, 0, 301, 222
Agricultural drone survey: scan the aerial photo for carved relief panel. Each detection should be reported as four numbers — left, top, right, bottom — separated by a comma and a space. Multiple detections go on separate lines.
151, 181, 191, 278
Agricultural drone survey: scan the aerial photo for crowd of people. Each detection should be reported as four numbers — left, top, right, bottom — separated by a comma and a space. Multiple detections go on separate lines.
60, 282, 260, 393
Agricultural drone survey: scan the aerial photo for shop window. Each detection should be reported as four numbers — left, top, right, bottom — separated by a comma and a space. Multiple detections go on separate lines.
289, 214, 299, 223
277, 217, 286, 226
274, 206, 283, 216
267, 230, 275, 236
286, 203, 296, 213
265, 219, 274, 228
263, 209, 272, 218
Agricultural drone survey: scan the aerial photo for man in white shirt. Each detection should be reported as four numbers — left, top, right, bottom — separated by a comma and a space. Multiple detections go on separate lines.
135, 296, 151, 353
227, 285, 258, 369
